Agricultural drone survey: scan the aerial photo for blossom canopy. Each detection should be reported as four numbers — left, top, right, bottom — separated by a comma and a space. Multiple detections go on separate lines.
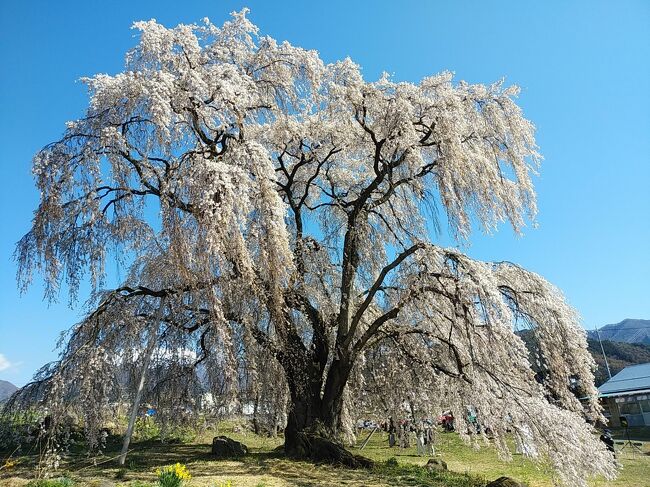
15, 9, 616, 486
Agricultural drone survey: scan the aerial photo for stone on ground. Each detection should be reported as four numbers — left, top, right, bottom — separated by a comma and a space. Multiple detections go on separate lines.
486, 476, 525, 487
425, 458, 448, 471
210, 436, 249, 457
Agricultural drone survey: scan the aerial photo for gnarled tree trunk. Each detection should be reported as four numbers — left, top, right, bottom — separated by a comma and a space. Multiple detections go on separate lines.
281, 355, 370, 468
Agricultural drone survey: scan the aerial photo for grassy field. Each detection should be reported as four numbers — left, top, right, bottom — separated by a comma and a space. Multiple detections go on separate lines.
2, 424, 649, 486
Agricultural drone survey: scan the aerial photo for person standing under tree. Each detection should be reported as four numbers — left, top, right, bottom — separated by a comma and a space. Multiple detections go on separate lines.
416, 422, 426, 455
425, 424, 436, 456
388, 417, 396, 447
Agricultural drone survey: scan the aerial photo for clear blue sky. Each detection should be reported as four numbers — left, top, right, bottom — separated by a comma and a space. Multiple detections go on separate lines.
1, 0, 648, 386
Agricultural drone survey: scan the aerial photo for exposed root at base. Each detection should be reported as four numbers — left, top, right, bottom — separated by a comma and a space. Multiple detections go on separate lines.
284, 432, 374, 469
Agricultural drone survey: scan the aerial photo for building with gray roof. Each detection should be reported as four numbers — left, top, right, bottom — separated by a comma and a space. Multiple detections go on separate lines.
598, 363, 650, 427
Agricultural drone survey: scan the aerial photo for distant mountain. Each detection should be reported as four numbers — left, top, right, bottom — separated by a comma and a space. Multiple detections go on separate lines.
587, 319, 650, 345
0, 380, 18, 402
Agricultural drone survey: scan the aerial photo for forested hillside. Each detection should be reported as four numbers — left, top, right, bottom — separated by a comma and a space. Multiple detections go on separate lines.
519, 329, 650, 387
588, 338, 650, 386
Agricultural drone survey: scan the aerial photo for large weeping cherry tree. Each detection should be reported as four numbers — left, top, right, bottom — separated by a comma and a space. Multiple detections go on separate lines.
14, 9, 616, 486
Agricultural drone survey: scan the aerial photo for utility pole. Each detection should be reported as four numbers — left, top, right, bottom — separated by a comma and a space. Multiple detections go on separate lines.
595, 325, 612, 380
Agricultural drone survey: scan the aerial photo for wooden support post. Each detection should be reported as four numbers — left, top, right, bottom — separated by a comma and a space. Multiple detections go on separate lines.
118, 298, 165, 466
359, 426, 379, 450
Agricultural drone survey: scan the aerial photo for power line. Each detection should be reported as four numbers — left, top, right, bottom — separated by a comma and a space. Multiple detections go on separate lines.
595, 327, 650, 332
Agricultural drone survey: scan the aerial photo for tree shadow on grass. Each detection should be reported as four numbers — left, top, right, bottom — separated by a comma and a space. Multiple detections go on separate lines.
4, 439, 482, 487
60, 442, 385, 486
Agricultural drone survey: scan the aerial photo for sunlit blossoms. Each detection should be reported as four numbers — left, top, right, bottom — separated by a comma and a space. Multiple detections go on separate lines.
14, 9, 615, 486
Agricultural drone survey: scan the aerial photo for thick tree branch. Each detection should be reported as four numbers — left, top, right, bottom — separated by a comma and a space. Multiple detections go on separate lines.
345, 242, 425, 347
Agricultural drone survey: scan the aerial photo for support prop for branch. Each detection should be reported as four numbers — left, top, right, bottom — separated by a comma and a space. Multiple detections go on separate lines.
118, 298, 166, 466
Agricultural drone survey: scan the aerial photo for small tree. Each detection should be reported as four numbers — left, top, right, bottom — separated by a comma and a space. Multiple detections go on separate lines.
16, 10, 615, 485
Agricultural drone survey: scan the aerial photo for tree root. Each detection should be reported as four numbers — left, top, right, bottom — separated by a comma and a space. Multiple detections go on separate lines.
284, 432, 374, 469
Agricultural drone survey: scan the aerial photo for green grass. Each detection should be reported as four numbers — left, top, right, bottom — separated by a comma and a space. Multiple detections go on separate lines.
355, 428, 650, 487
1, 423, 649, 486
357, 430, 552, 486
25, 478, 75, 487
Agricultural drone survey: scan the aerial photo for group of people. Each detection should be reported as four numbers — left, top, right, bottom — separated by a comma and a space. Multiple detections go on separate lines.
383, 417, 437, 456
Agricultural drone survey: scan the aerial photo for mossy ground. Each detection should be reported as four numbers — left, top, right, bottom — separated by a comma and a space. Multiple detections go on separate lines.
2, 425, 649, 486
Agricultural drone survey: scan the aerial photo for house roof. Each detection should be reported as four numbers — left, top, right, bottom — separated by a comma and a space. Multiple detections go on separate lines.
598, 363, 650, 397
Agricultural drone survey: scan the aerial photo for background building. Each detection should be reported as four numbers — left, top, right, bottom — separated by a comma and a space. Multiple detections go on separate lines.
599, 363, 650, 427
